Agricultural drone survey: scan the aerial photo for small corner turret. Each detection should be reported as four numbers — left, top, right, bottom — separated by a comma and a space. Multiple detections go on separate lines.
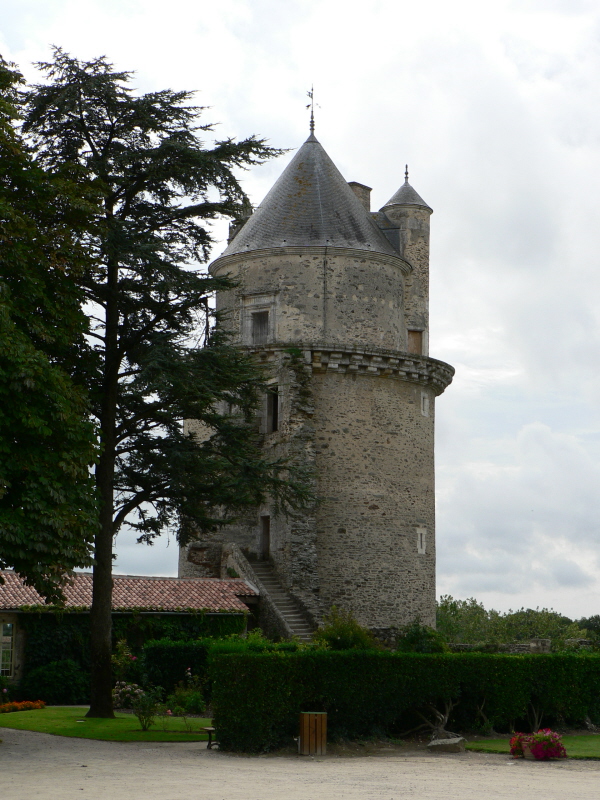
380, 167, 432, 356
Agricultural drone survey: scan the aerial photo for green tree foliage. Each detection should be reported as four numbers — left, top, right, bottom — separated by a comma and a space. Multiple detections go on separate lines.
312, 606, 379, 650
22, 49, 310, 716
0, 59, 98, 603
436, 595, 588, 645
578, 615, 600, 639
394, 621, 448, 653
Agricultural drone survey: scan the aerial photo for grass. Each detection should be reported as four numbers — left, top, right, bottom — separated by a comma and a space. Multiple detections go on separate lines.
0, 706, 211, 742
466, 734, 600, 759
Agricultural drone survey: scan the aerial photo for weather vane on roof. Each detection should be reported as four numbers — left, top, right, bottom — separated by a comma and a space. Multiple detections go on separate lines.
405, 165, 409, 183
306, 86, 319, 134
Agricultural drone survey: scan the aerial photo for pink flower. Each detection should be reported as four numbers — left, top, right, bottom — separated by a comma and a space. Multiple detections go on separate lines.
166, 710, 172, 716
2, 688, 7, 693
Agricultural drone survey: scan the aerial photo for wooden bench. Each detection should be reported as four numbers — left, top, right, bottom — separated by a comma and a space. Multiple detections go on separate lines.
203, 726, 218, 749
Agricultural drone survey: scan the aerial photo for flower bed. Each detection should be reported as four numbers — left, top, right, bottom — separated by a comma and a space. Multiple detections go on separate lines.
0, 700, 46, 714
510, 729, 567, 760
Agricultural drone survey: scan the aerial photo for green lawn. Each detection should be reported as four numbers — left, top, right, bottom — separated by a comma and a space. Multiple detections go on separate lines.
0, 706, 211, 742
467, 735, 600, 759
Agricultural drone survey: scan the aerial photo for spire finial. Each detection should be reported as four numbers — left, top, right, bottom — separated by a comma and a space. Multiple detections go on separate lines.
404, 164, 409, 183
307, 85, 315, 134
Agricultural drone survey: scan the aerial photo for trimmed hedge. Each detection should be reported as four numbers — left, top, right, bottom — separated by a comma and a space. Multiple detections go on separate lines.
17, 610, 245, 677
209, 652, 600, 752
142, 636, 301, 694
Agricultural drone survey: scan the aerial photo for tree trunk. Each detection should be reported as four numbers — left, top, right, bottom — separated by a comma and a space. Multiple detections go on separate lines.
86, 248, 119, 718
87, 490, 115, 718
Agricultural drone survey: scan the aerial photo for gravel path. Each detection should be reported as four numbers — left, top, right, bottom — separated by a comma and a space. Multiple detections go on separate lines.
2, 727, 599, 799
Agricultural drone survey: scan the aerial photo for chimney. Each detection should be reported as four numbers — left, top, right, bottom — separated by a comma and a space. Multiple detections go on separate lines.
348, 181, 372, 212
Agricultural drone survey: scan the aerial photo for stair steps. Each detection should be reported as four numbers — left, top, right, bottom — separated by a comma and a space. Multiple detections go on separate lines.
250, 562, 314, 642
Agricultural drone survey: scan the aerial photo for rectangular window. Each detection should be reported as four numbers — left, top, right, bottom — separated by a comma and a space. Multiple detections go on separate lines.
407, 330, 423, 355
266, 387, 279, 433
1, 623, 14, 677
251, 311, 270, 345
416, 527, 427, 555
421, 392, 430, 417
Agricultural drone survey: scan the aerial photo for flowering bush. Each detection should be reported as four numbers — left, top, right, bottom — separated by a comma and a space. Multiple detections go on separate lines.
166, 668, 205, 716
132, 688, 163, 731
510, 729, 567, 760
111, 639, 139, 682
112, 681, 145, 709
0, 700, 46, 713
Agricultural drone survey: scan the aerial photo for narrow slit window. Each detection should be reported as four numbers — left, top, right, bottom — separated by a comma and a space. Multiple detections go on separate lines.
421, 392, 430, 417
266, 387, 279, 433
407, 330, 423, 355
251, 311, 269, 345
417, 527, 427, 555
260, 515, 271, 561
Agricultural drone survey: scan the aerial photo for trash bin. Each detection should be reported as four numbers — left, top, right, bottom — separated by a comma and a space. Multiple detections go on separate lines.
299, 711, 327, 755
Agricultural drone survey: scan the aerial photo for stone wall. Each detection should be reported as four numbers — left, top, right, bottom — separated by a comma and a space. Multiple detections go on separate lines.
212, 246, 411, 353
382, 204, 431, 354
180, 222, 453, 637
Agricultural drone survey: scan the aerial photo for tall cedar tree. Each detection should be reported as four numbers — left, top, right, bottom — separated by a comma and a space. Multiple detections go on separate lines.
0, 59, 98, 602
23, 49, 311, 717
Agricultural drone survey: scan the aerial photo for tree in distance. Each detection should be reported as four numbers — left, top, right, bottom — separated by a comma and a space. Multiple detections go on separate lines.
22, 49, 311, 716
436, 595, 589, 645
0, 58, 98, 602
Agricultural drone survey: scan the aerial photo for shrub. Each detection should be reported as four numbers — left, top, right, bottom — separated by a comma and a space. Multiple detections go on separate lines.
312, 607, 378, 650
0, 676, 13, 701
19, 659, 89, 704
395, 622, 448, 653
142, 634, 300, 695
143, 640, 211, 694
112, 681, 145, 709
132, 687, 163, 731
111, 639, 139, 682
166, 668, 206, 716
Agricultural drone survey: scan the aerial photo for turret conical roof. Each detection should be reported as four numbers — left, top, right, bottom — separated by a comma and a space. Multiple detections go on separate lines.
219, 134, 398, 259
382, 174, 432, 212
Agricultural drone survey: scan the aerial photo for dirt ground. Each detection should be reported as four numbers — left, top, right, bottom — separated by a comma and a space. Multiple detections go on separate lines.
2, 728, 600, 800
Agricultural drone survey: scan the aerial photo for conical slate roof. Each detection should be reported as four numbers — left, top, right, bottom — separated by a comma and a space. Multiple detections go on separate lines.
219, 134, 398, 259
383, 177, 432, 211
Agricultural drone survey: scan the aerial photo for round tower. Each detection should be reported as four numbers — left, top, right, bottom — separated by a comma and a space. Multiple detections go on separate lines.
180, 134, 454, 636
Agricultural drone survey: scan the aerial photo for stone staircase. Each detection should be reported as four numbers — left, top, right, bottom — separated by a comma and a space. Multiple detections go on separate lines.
250, 561, 314, 643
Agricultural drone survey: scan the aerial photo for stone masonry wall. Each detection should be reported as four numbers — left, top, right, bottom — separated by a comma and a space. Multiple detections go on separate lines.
310, 369, 437, 628
382, 206, 431, 354
211, 247, 411, 353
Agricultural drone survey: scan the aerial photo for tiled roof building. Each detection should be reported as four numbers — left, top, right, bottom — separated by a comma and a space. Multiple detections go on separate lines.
0, 570, 256, 612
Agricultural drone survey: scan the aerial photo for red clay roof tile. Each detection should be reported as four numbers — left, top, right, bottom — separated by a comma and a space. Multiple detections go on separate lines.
0, 571, 257, 613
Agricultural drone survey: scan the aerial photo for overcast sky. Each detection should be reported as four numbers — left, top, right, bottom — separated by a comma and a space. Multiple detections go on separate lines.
4, 0, 600, 619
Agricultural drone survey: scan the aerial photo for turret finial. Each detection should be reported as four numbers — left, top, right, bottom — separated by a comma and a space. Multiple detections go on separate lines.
307, 85, 315, 134
405, 165, 409, 183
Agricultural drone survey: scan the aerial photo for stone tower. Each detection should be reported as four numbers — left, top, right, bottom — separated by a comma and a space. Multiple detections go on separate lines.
179, 133, 454, 636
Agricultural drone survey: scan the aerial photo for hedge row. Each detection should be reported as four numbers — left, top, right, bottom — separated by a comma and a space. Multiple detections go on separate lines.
209, 651, 600, 752
18, 611, 246, 675
142, 636, 300, 693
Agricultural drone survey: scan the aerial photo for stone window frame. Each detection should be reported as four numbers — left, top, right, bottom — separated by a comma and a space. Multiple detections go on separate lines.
241, 292, 278, 346
420, 391, 430, 417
